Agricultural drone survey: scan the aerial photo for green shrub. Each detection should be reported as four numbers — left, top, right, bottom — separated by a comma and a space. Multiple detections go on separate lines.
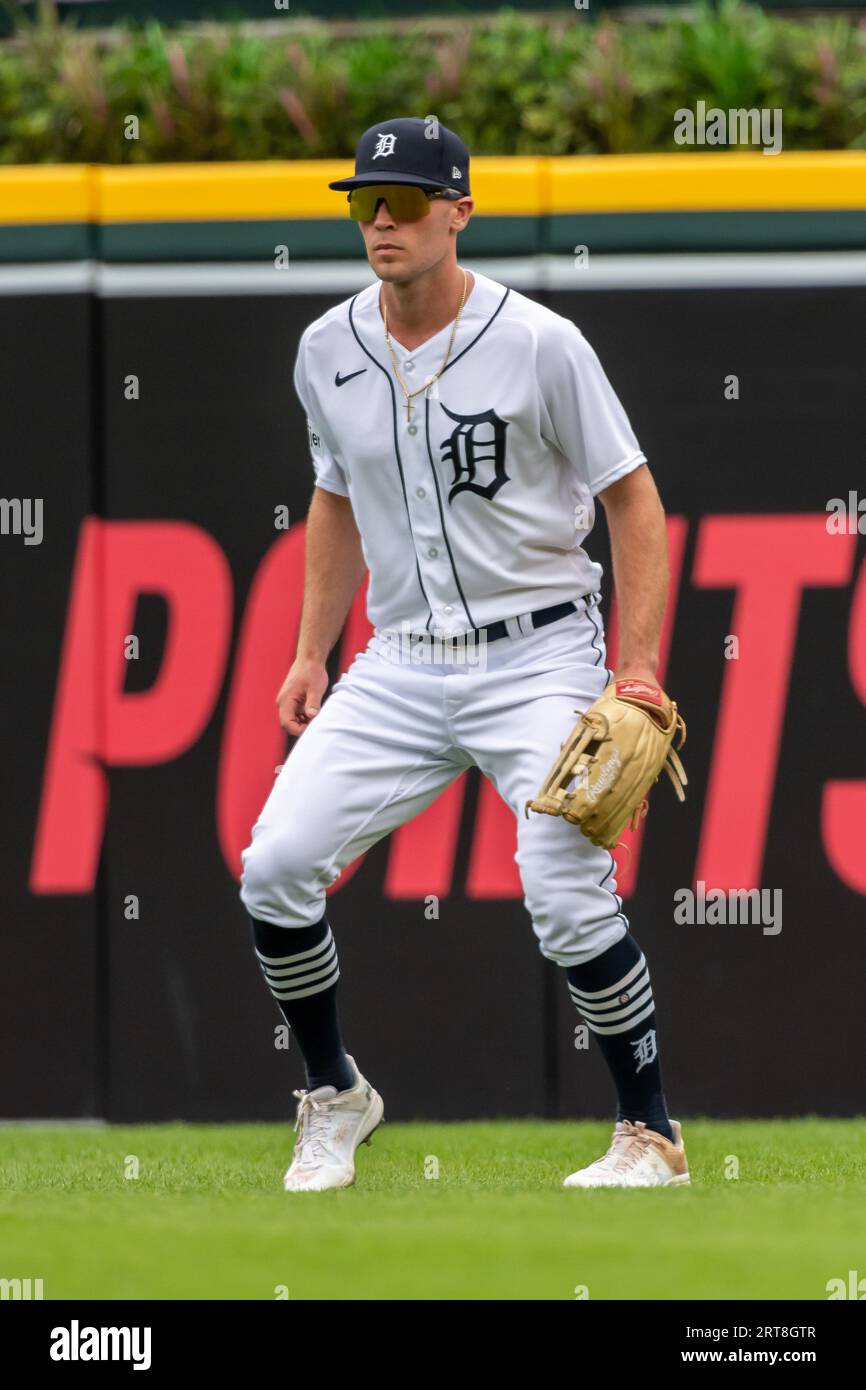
0, 0, 864, 163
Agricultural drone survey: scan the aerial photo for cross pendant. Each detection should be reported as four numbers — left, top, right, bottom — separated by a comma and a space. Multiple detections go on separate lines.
405, 398, 413, 424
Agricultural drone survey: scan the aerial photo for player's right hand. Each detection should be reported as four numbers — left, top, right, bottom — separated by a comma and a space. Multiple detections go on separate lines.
276, 660, 329, 737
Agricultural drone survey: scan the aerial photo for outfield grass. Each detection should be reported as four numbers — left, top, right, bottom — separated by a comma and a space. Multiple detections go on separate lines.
1, 1119, 864, 1300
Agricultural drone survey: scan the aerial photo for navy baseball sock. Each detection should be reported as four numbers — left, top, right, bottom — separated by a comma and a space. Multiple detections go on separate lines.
565, 932, 673, 1141
248, 912, 355, 1094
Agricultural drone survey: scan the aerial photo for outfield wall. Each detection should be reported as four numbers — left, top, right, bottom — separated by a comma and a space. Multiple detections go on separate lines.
2, 153, 865, 262
2, 254, 865, 1123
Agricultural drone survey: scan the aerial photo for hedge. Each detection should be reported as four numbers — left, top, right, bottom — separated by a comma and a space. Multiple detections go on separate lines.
1, 0, 864, 163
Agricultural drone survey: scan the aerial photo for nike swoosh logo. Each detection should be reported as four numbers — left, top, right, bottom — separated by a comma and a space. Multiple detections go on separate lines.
335, 369, 367, 387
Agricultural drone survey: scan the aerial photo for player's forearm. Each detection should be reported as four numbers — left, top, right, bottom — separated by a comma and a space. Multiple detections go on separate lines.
600, 466, 668, 677
296, 487, 367, 664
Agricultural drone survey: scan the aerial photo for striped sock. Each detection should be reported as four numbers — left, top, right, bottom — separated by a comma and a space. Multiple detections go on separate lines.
565, 933, 673, 1141
248, 912, 354, 1094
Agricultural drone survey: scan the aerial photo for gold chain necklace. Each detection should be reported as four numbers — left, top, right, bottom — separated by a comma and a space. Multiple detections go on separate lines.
382, 269, 469, 423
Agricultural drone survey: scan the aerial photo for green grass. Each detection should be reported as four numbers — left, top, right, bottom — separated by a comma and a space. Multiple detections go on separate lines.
1, 1119, 864, 1300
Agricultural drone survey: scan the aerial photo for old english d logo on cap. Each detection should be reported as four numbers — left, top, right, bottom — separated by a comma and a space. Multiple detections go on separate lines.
372, 132, 398, 160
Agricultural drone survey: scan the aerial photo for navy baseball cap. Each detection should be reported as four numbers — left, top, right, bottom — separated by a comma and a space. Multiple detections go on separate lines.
329, 117, 471, 196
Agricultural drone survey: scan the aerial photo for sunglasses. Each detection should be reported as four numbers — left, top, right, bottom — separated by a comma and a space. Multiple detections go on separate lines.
347, 184, 464, 222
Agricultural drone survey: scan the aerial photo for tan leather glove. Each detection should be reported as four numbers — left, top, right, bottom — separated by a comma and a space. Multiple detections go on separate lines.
525, 677, 687, 849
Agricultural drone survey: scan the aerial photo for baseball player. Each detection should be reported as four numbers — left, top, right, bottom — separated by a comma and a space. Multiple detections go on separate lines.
240, 117, 690, 1192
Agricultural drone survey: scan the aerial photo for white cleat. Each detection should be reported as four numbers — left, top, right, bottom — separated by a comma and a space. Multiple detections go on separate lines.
283, 1055, 384, 1192
562, 1118, 691, 1189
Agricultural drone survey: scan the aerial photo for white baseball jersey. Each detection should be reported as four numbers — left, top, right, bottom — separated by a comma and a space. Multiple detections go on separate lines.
293, 268, 646, 638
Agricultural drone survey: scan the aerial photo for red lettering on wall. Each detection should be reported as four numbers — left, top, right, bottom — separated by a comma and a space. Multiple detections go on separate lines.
693, 514, 855, 889
34, 514, 861, 904
822, 554, 866, 894
31, 519, 232, 893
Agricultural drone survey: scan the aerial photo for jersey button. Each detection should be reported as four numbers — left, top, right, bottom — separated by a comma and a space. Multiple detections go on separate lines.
408, 424, 418, 436
416, 487, 426, 499
404, 361, 415, 371
443, 605, 454, 614
428, 547, 439, 559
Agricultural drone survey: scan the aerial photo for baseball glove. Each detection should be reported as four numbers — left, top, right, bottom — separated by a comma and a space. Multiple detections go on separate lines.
524, 677, 687, 849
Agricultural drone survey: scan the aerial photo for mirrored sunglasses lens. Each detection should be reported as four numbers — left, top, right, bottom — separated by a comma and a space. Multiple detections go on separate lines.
348, 186, 428, 221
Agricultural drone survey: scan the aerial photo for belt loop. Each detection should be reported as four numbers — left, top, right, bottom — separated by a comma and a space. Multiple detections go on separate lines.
504, 615, 523, 640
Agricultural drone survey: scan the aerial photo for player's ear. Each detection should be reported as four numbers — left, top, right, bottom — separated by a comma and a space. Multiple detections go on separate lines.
452, 197, 474, 231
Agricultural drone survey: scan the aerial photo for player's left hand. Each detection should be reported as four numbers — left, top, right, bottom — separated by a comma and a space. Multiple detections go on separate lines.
524, 676, 687, 849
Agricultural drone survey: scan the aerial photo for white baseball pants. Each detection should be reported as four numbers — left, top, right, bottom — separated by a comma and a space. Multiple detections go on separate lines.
240, 597, 629, 966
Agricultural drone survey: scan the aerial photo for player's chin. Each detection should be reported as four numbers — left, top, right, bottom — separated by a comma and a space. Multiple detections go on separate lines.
370, 251, 412, 276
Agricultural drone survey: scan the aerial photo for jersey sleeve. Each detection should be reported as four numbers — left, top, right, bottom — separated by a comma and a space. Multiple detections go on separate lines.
293, 328, 350, 497
538, 317, 646, 497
